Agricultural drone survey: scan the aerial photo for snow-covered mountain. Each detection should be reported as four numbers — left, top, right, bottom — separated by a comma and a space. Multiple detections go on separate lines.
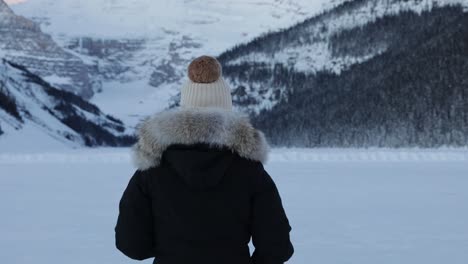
3, 0, 468, 149
10, 0, 333, 126
0, 59, 134, 150
0, 0, 93, 98
220, 3, 468, 147
219, 0, 468, 114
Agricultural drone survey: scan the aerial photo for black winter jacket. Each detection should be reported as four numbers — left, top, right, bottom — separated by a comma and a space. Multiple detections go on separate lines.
115, 108, 294, 264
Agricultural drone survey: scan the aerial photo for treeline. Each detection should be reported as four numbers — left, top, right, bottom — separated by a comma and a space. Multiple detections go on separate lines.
0, 85, 22, 122
221, 5, 468, 147
254, 6, 468, 147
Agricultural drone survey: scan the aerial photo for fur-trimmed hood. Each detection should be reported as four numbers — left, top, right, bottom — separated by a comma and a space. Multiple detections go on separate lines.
132, 108, 270, 170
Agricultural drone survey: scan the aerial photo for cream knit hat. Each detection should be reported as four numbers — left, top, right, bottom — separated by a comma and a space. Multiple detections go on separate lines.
180, 56, 233, 110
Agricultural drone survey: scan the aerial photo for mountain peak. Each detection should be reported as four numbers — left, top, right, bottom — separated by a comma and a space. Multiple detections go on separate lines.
0, 0, 14, 16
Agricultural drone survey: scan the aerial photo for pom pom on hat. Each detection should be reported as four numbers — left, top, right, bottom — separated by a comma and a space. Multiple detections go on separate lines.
181, 56, 233, 110
188, 56, 222, 83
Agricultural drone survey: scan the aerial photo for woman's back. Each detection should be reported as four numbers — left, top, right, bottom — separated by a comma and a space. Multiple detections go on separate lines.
115, 56, 294, 264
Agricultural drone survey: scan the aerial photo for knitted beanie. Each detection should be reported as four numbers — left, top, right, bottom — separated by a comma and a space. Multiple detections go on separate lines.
180, 56, 233, 110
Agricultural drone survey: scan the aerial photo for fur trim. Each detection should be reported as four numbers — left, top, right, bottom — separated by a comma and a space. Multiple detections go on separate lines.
132, 108, 270, 170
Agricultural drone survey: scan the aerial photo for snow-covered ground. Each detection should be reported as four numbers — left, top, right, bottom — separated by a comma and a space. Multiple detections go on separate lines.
1, 148, 468, 264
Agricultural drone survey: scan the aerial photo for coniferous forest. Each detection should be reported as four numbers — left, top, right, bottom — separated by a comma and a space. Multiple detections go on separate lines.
220, 5, 468, 147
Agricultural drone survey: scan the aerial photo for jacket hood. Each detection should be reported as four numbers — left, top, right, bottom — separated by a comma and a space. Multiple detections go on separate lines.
132, 107, 270, 171
162, 144, 234, 190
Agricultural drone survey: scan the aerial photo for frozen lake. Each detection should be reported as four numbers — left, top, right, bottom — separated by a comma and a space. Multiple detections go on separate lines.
1, 148, 468, 264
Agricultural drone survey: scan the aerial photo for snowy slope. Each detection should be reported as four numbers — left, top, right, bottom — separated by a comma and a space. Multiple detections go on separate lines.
223, 0, 468, 73
0, 59, 134, 150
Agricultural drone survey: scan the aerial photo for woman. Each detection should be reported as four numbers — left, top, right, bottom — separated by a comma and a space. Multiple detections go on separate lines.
115, 56, 294, 264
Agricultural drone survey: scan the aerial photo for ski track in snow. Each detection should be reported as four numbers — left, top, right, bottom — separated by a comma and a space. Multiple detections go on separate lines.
1, 148, 468, 264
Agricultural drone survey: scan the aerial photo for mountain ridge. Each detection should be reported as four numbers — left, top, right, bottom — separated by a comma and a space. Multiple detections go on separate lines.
0, 0, 93, 98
